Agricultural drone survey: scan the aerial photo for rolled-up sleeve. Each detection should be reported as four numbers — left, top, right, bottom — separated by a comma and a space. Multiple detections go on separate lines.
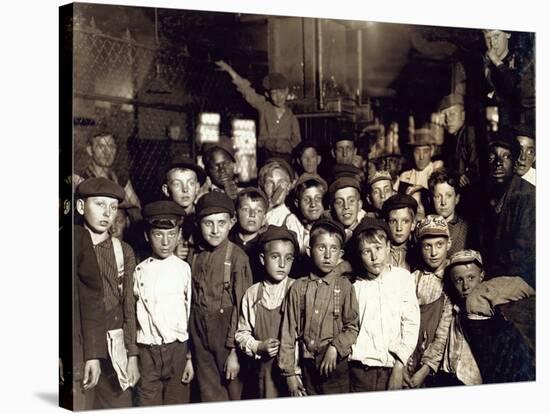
235, 288, 262, 358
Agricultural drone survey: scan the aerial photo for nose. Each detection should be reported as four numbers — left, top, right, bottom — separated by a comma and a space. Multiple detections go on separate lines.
440, 196, 447, 207
324, 248, 331, 259
371, 251, 378, 262
520, 151, 527, 161
278, 257, 285, 268
103, 207, 112, 218
212, 222, 219, 235
419, 152, 425, 161
249, 209, 256, 218
396, 221, 402, 232
161, 234, 169, 246
430, 246, 436, 257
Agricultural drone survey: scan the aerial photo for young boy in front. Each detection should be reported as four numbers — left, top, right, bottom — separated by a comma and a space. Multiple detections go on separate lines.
133, 201, 194, 406
348, 218, 420, 392
278, 219, 359, 396
188, 191, 253, 402
235, 225, 299, 398
75, 177, 140, 409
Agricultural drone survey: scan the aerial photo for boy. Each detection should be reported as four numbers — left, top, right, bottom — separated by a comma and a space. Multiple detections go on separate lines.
294, 140, 322, 176
514, 124, 536, 186
235, 225, 299, 398
348, 218, 420, 392
382, 193, 418, 271
202, 136, 241, 199
278, 218, 359, 396
332, 132, 358, 166
364, 170, 395, 218
329, 176, 366, 242
188, 191, 253, 401
75, 177, 140, 409
133, 201, 194, 406
230, 187, 269, 282
216, 60, 301, 162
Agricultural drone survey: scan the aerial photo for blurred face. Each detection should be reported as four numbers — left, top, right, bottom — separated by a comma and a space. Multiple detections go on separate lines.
207, 149, 235, 188
237, 197, 267, 234
515, 136, 535, 177
200, 212, 235, 247
88, 134, 117, 168
77, 196, 119, 235
450, 263, 484, 299
359, 238, 390, 278
411, 192, 426, 222
109, 209, 129, 240
384, 156, 402, 178
413, 145, 432, 171
260, 240, 295, 283
420, 236, 451, 271
147, 227, 179, 259
333, 140, 356, 165
299, 186, 325, 222
484, 30, 511, 58
488, 145, 514, 184
300, 147, 321, 174
164, 169, 200, 209
387, 207, 415, 246
332, 187, 362, 228
368, 179, 394, 212
262, 168, 291, 207
310, 232, 343, 275
269, 88, 288, 107
432, 182, 460, 221
442, 104, 465, 135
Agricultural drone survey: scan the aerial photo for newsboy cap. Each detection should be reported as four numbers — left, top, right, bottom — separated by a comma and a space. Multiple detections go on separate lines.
310, 218, 346, 245
295, 173, 328, 194
196, 191, 236, 219
352, 217, 391, 240
328, 176, 361, 200
366, 170, 393, 188
262, 72, 289, 90
76, 177, 125, 201
143, 200, 187, 222
438, 93, 465, 111
416, 214, 450, 239
448, 249, 483, 269
382, 193, 418, 218
259, 225, 299, 252
408, 128, 434, 146
165, 156, 207, 186
203, 135, 236, 163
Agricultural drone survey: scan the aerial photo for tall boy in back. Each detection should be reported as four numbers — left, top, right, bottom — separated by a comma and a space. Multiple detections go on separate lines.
278, 219, 359, 396
188, 191, 253, 401
133, 201, 194, 406
236, 225, 298, 398
348, 218, 420, 392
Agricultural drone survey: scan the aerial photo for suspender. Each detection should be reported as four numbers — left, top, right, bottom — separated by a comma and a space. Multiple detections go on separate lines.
220, 242, 233, 312
299, 278, 341, 337
111, 237, 125, 296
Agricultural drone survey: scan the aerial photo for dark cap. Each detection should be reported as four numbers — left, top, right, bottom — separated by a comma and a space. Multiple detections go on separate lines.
328, 176, 361, 200
295, 173, 328, 194
332, 130, 356, 145
166, 156, 207, 186
259, 225, 299, 252
408, 128, 434, 146
487, 127, 521, 159
294, 140, 320, 157
366, 170, 393, 188
196, 191, 236, 219
382, 193, 418, 218
352, 217, 390, 240
237, 187, 269, 208
264, 157, 295, 181
203, 135, 236, 163
143, 200, 186, 222
332, 164, 363, 180
76, 177, 125, 202
310, 218, 346, 245
438, 93, 464, 111
262, 72, 289, 90
514, 124, 535, 140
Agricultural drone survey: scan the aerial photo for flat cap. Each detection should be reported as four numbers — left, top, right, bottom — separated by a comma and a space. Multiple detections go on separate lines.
295, 173, 328, 193
262, 72, 289, 90
438, 93, 464, 111
408, 128, 434, 146
76, 177, 125, 201
328, 176, 361, 200
203, 135, 236, 162
367, 170, 393, 187
259, 225, 299, 252
448, 249, 483, 268
332, 164, 363, 180
352, 217, 390, 240
196, 191, 236, 219
310, 218, 346, 245
237, 187, 269, 208
165, 156, 207, 185
382, 193, 418, 218
514, 124, 535, 140
332, 130, 356, 145
416, 214, 450, 239
143, 200, 186, 222
487, 127, 521, 159
264, 157, 295, 181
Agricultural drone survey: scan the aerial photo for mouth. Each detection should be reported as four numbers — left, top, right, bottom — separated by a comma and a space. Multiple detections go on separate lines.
99, 220, 109, 227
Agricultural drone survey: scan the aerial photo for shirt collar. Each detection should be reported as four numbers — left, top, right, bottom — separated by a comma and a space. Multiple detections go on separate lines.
308, 271, 335, 285
422, 261, 448, 280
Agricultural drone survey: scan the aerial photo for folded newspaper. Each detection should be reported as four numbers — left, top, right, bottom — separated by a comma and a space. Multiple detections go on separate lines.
106, 329, 131, 391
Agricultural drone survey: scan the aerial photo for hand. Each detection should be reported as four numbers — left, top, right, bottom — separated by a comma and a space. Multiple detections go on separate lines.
402, 369, 412, 389
459, 174, 470, 187
59, 358, 65, 385
215, 60, 231, 72
181, 359, 194, 384
287, 375, 307, 397
409, 365, 431, 388
224, 348, 240, 381
387, 361, 405, 390
486, 48, 503, 67
82, 359, 101, 390
319, 345, 338, 377
127, 356, 141, 387
270, 182, 289, 208
175, 241, 190, 261
257, 338, 280, 358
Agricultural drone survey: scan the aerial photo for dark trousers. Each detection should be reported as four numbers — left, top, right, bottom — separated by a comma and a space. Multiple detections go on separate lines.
59, 365, 94, 411
190, 307, 243, 402
136, 340, 191, 406
349, 362, 391, 392
93, 359, 133, 409
301, 356, 350, 395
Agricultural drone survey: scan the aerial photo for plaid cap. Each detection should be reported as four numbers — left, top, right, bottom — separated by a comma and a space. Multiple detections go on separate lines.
76, 177, 125, 202
449, 249, 483, 269
259, 225, 299, 252
143, 200, 186, 224
295, 173, 328, 193
262, 72, 289, 90
416, 214, 450, 239
367, 170, 392, 187
438, 93, 464, 111
196, 191, 236, 219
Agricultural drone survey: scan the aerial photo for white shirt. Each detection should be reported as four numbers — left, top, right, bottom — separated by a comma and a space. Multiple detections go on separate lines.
265, 204, 305, 252
399, 160, 444, 189
133, 255, 192, 345
521, 167, 536, 186
349, 266, 420, 367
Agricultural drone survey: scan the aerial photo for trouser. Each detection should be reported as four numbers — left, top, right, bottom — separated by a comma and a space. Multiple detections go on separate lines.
136, 340, 191, 406
301, 354, 350, 395
349, 362, 391, 392
93, 359, 133, 409
59, 364, 94, 411
189, 307, 243, 402
427, 371, 465, 387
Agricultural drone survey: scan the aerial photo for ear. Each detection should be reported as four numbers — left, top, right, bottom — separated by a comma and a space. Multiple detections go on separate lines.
480, 270, 486, 281
86, 144, 93, 158
144, 230, 150, 243
366, 194, 372, 206
455, 193, 461, 206
331, 148, 336, 159
162, 183, 170, 198
338, 249, 345, 260
259, 253, 265, 266
76, 199, 85, 215
317, 155, 322, 166
357, 198, 363, 212
229, 217, 237, 230
305, 246, 311, 257
294, 197, 299, 210
447, 237, 452, 251
430, 146, 435, 158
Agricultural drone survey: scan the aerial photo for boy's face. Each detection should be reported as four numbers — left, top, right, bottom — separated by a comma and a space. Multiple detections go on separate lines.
450, 263, 484, 299
413, 145, 433, 171
262, 168, 291, 207
368, 179, 393, 212
515, 136, 536, 176
432, 182, 460, 220
359, 238, 390, 278
488, 145, 514, 184
260, 240, 295, 283
411, 192, 426, 222
109, 209, 129, 240
387, 207, 414, 246
77, 196, 119, 235
300, 147, 321, 174
420, 236, 451, 271
269, 88, 288, 107
310, 232, 344, 275
484, 30, 510, 58
200, 212, 236, 248
237, 197, 266, 234
332, 187, 362, 228
207, 149, 235, 188
146, 226, 179, 259
87, 134, 117, 168
299, 186, 324, 222
442, 104, 465, 135
163, 169, 200, 209
333, 140, 357, 165
384, 156, 402, 178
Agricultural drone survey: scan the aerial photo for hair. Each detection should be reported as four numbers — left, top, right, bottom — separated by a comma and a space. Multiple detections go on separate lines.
165, 166, 198, 184
385, 206, 416, 221
145, 218, 181, 232
409, 187, 432, 213
428, 168, 461, 194
236, 193, 267, 211
258, 162, 291, 188
295, 179, 326, 200
309, 226, 344, 249
262, 239, 296, 255
355, 228, 389, 251
88, 132, 115, 147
